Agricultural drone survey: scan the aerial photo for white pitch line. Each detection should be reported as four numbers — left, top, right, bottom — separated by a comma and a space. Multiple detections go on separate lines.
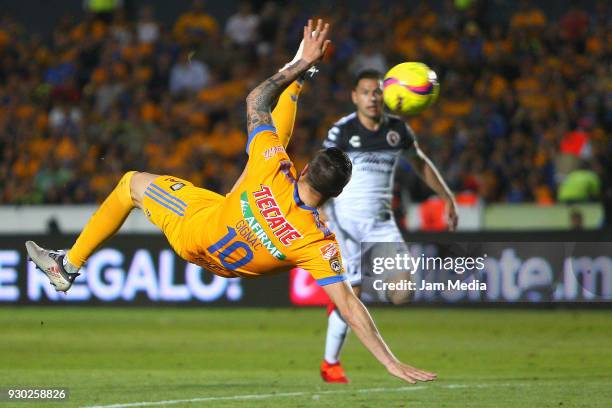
83, 383, 522, 408
84, 386, 425, 408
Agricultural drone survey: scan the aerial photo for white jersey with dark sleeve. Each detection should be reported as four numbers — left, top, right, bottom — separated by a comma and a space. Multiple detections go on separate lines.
323, 112, 416, 219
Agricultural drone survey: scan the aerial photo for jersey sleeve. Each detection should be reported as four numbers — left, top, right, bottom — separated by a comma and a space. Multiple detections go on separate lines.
323, 125, 344, 149
298, 240, 346, 286
246, 125, 292, 169
402, 123, 417, 150
246, 125, 280, 155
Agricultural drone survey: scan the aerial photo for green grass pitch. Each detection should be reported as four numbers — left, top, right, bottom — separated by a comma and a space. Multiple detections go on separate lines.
0, 307, 610, 407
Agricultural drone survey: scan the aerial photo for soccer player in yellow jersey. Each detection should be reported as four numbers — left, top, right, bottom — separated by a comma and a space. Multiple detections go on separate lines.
26, 19, 436, 384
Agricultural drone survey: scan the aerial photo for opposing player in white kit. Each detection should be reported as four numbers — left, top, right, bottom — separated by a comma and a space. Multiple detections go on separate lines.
319, 69, 458, 383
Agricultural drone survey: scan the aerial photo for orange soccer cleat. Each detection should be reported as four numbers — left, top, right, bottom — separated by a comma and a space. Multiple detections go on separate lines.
320, 360, 350, 383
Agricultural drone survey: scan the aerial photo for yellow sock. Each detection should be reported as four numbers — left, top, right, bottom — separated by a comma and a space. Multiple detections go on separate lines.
272, 81, 303, 148
67, 171, 137, 268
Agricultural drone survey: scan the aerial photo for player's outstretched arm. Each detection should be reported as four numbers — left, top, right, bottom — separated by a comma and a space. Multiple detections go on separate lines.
245, 19, 330, 136
403, 142, 458, 230
322, 280, 437, 384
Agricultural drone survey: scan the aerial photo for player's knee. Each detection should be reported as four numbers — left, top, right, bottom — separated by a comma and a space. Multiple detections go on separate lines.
385, 273, 414, 304
387, 290, 413, 305
119, 171, 137, 185
115, 170, 135, 193
128, 171, 159, 208
113, 171, 137, 206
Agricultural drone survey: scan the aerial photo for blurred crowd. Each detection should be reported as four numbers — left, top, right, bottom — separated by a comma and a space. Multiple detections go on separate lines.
0, 0, 610, 207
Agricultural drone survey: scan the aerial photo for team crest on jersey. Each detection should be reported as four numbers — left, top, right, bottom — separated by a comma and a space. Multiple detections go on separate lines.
329, 256, 342, 273
319, 242, 339, 260
386, 130, 401, 147
349, 135, 361, 148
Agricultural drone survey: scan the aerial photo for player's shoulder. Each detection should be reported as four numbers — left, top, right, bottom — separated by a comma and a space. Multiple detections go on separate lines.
384, 113, 410, 131
384, 113, 417, 145
248, 126, 292, 163
384, 113, 403, 125
331, 112, 358, 129
294, 235, 345, 284
324, 112, 357, 148
300, 232, 342, 263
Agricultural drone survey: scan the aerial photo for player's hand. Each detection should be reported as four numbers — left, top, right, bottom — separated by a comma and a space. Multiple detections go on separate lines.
445, 197, 458, 231
386, 360, 437, 384
301, 19, 331, 65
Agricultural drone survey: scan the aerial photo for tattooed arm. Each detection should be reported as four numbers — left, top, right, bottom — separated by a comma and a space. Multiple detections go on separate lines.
230, 19, 330, 194
245, 60, 311, 134
245, 19, 331, 136
230, 60, 311, 194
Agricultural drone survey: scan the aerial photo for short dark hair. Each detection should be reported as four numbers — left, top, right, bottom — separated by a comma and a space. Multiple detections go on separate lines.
305, 147, 352, 202
353, 69, 383, 88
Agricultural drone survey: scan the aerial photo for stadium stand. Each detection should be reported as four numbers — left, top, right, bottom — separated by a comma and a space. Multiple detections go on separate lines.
0, 0, 609, 211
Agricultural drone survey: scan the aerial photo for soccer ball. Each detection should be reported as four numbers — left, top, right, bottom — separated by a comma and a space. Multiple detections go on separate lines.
383, 62, 440, 115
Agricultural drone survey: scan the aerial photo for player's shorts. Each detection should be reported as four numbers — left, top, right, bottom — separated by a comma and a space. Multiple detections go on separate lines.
141, 175, 224, 259
325, 211, 408, 286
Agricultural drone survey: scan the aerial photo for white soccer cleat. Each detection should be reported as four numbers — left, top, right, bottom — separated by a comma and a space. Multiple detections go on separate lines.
25, 241, 80, 293
279, 38, 319, 78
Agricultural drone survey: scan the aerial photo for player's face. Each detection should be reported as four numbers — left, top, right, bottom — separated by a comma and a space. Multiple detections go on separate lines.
352, 78, 383, 119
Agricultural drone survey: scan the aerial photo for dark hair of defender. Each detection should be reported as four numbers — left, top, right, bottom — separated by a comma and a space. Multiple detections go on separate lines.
353, 69, 383, 88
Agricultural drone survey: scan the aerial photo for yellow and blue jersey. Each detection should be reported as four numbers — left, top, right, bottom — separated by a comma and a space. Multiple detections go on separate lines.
142, 125, 346, 286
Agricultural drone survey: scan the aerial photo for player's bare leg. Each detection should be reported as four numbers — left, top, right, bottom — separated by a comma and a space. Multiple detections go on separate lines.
26, 171, 158, 292
321, 285, 361, 383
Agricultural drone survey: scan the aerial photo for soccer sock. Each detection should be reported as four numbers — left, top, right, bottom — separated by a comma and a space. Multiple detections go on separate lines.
66, 171, 137, 269
271, 81, 302, 148
324, 308, 349, 364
